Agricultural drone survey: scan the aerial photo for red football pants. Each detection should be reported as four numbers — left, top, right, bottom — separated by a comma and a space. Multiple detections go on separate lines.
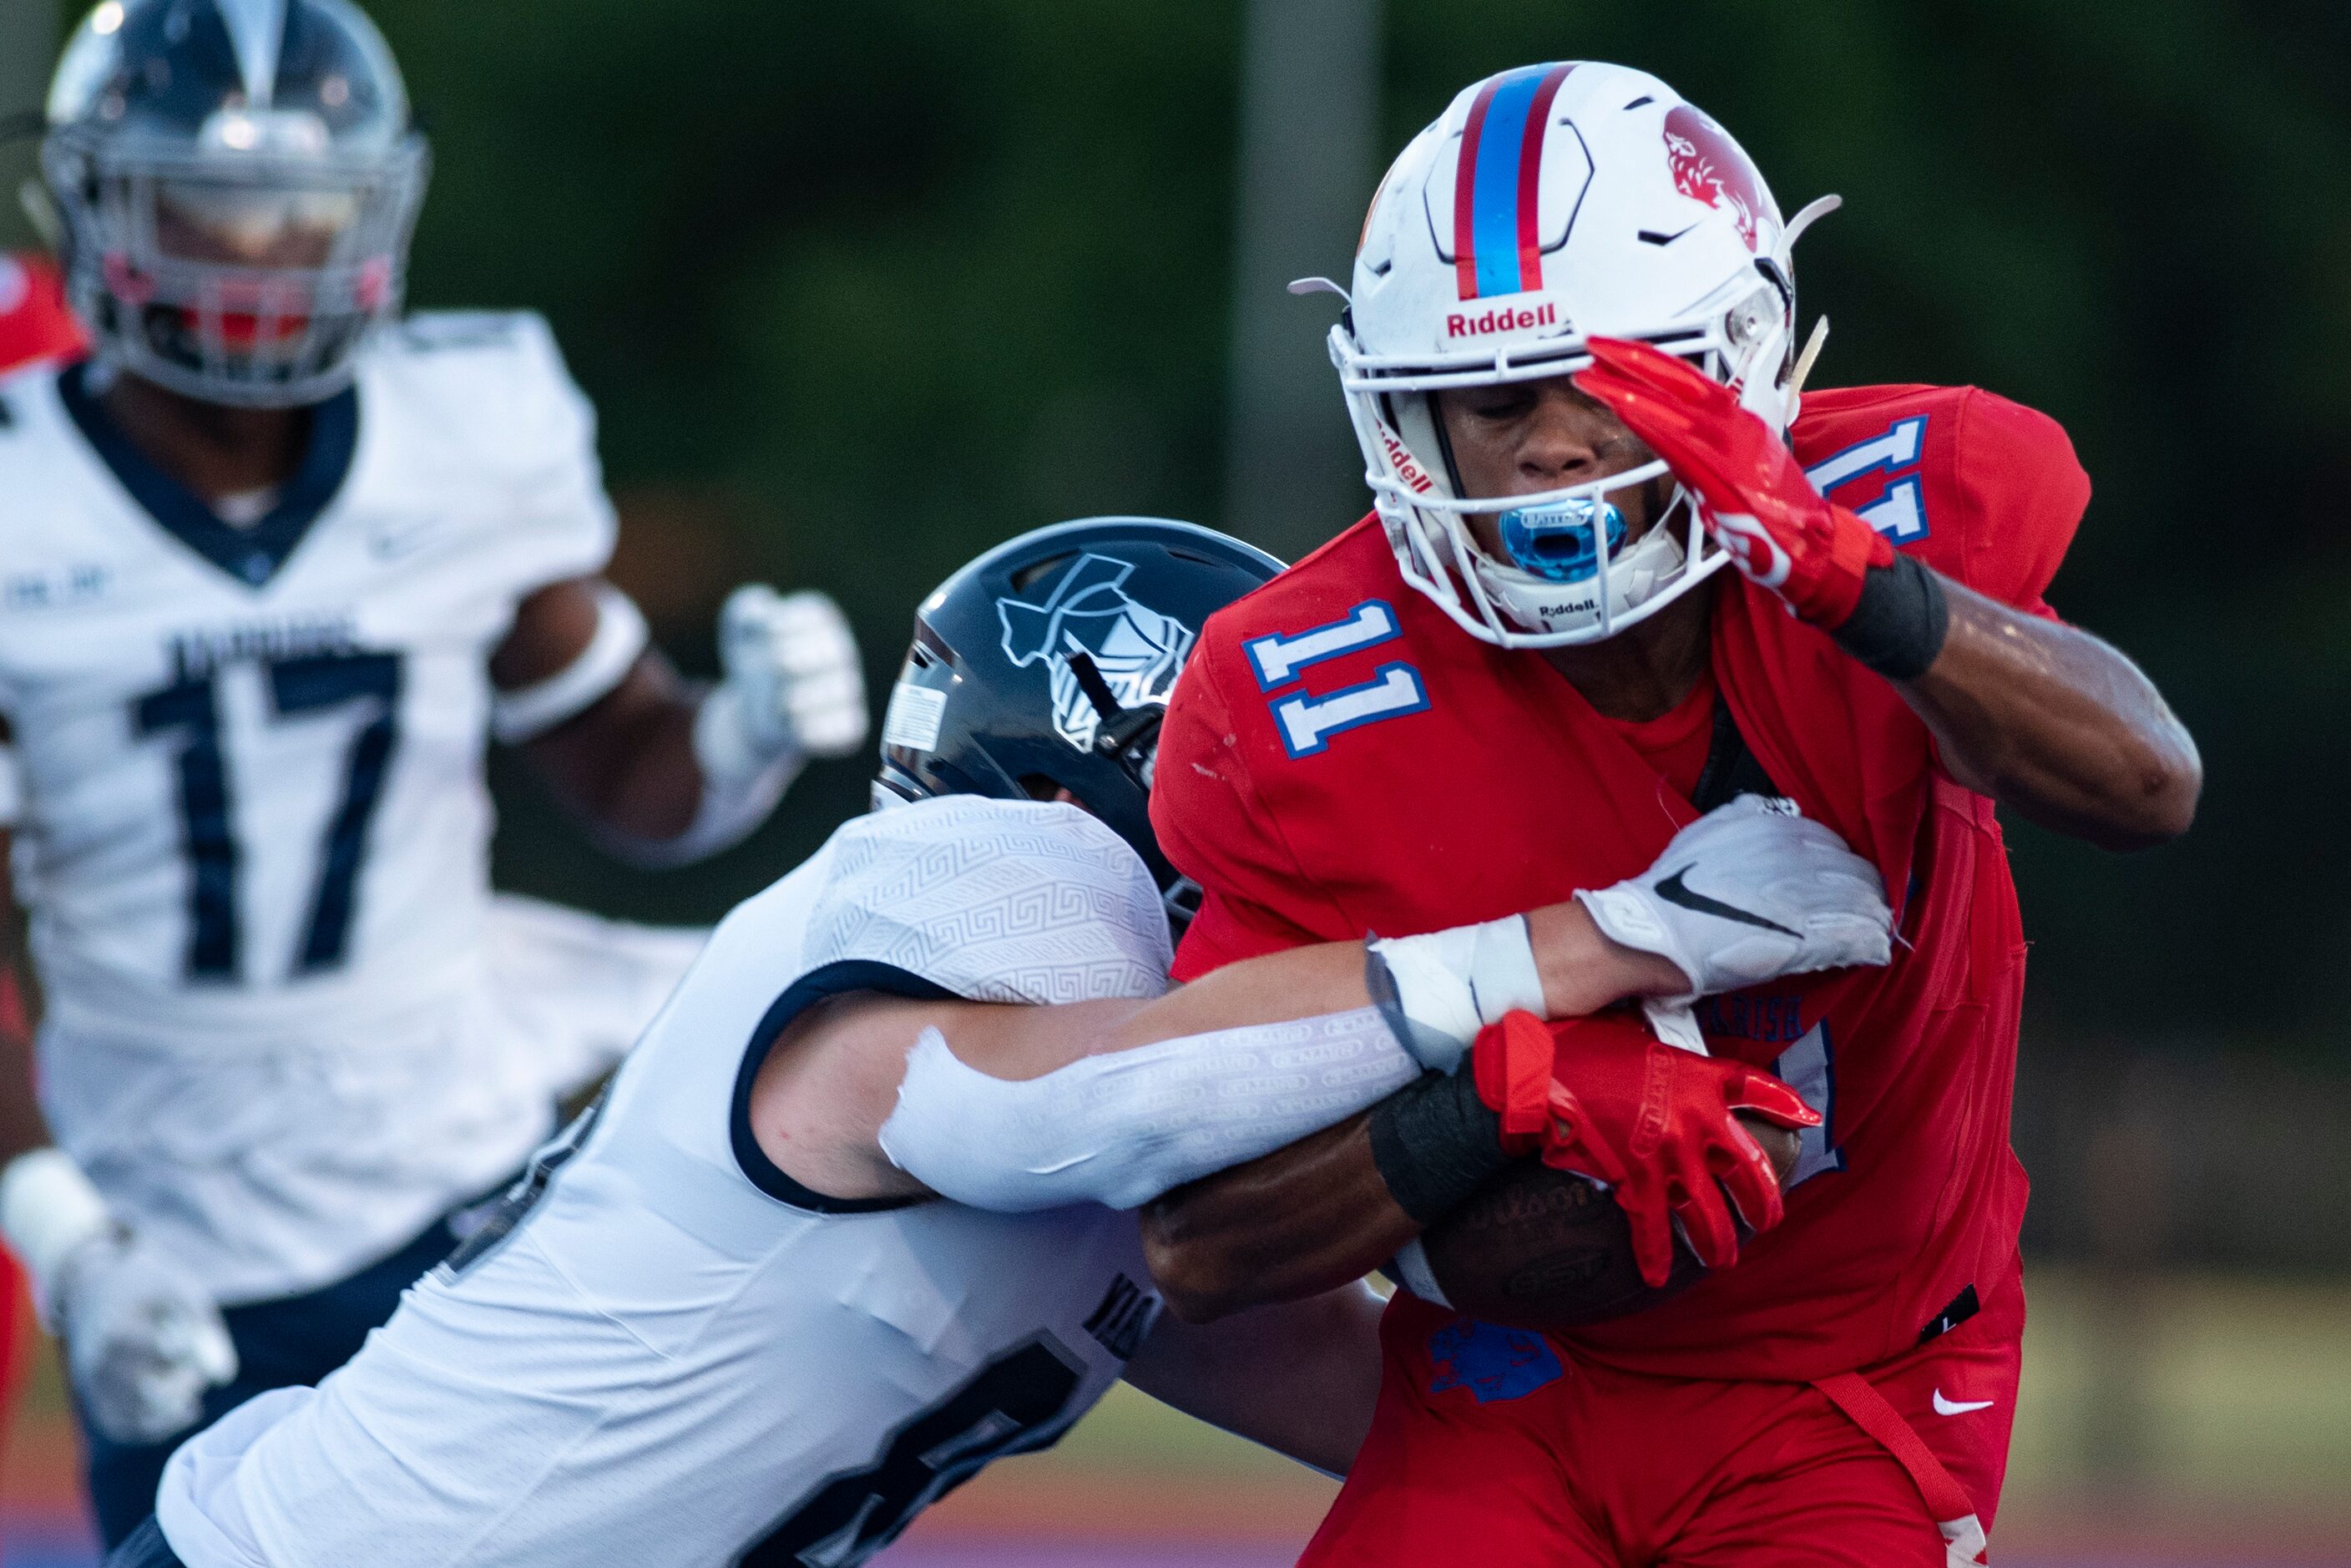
1300, 1272, 2022, 1567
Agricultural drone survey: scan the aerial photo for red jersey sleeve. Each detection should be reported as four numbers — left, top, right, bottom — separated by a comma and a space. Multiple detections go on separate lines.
1152, 618, 1353, 981
1935, 389, 2088, 618
1797, 384, 2089, 620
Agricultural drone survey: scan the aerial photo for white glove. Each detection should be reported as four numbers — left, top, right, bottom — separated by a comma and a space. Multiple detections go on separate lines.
713, 585, 869, 765
1575, 796, 1893, 999
56, 1225, 240, 1444
0, 1149, 236, 1445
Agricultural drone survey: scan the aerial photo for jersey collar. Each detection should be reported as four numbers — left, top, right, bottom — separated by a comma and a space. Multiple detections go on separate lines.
56, 361, 360, 590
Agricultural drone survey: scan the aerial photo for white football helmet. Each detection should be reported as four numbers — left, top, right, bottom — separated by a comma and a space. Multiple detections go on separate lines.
1326, 62, 1837, 648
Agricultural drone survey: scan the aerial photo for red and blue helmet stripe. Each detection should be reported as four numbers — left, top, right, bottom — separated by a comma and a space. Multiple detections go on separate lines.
1453, 63, 1576, 301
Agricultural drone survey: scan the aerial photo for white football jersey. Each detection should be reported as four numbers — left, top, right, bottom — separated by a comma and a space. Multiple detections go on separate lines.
154, 797, 1172, 1568
0, 313, 621, 1297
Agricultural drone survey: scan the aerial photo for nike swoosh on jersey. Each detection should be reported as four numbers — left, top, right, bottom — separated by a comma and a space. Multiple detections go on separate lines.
1654, 867, 1800, 937
1932, 1389, 1995, 1416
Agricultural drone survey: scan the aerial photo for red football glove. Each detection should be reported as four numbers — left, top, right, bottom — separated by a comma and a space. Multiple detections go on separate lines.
1472, 1009, 1821, 1289
1573, 336, 1893, 629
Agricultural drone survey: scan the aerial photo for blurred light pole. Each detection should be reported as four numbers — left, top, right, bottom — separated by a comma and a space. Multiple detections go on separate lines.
1, 0, 55, 251
1221, 0, 1382, 562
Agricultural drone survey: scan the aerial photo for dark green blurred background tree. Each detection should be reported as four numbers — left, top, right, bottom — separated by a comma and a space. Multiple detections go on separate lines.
13, 0, 2348, 1052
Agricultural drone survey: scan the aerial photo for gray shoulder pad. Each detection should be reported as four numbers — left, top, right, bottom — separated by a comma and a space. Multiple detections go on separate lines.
805, 797, 1170, 1004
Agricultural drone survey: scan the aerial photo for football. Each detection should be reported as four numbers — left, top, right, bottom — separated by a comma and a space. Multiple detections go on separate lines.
1412, 1114, 1803, 1328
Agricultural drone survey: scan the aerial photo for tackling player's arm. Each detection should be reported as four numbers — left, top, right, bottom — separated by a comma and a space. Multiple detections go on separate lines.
746, 893, 1685, 1204
1576, 339, 2201, 852
1121, 1281, 1387, 1477
489, 577, 870, 864
763, 797, 1877, 1327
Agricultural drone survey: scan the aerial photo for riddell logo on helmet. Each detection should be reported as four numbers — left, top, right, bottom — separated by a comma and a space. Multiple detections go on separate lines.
1446, 301, 1560, 339
1377, 421, 1437, 495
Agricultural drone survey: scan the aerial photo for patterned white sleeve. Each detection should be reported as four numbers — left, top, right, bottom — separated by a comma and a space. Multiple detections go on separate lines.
804, 797, 1172, 1006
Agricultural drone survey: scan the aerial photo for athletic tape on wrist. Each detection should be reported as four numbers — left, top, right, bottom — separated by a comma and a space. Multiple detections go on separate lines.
0, 1148, 113, 1292
1833, 552, 1949, 680
1367, 1068, 1508, 1226
1363, 916, 1545, 1073
491, 584, 650, 744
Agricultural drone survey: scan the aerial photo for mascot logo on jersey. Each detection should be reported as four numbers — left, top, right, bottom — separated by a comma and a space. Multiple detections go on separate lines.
1663, 104, 1767, 252
998, 553, 1195, 752
1427, 1319, 1565, 1404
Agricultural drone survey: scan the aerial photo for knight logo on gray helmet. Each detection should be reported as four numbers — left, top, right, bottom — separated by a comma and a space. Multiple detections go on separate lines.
997, 554, 1195, 752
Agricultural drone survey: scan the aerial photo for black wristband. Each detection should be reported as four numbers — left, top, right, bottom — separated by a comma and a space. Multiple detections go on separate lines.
1832, 550, 1950, 680
1368, 1069, 1509, 1226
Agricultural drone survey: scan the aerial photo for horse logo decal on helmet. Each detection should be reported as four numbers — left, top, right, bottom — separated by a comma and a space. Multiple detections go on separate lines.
998, 554, 1196, 752
1663, 104, 1769, 252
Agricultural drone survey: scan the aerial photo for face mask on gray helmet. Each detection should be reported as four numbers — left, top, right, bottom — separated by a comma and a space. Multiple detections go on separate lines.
40, 0, 429, 408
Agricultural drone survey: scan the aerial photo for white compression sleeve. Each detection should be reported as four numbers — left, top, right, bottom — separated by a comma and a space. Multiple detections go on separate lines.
879, 1007, 1420, 1212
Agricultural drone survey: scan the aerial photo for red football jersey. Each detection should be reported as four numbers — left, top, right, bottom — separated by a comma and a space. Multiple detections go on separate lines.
1154, 382, 2089, 1381
0, 253, 85, 375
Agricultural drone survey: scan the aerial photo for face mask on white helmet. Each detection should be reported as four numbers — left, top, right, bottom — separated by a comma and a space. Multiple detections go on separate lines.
1316, 61, 1839, 650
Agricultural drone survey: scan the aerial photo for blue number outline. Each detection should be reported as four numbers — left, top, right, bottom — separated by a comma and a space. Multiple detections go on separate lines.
1802, 415, 1931, 544
1271, 661, 1431, 759
1243, 599, 1402, 691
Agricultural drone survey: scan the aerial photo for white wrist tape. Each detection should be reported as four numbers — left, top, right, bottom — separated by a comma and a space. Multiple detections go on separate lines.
1364, 915, 1545, 1074
879, 1006, 1420, 1212
0, 1148, 113, 1298
491, 584, 650, 745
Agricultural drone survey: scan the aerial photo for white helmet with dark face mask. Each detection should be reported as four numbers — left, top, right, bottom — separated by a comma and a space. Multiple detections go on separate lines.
1327, 62, 1836, 648
41, 0, 428, 407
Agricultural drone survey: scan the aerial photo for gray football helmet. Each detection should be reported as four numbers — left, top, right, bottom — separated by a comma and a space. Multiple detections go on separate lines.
41, 0, 428, 407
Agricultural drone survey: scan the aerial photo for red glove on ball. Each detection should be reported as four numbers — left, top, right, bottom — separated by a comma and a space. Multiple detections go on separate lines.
1472, 1009, 1821, 1289
1574, 336, 1892, 630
